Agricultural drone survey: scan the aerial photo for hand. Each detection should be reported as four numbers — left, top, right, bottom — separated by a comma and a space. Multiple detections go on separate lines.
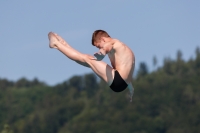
94, 52, 105, 61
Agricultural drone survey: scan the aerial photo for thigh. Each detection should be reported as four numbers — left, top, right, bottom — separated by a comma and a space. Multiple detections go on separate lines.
83, 54, 115, 85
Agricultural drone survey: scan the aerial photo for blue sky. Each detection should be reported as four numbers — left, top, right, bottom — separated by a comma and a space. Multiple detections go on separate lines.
0, 0, 199, 85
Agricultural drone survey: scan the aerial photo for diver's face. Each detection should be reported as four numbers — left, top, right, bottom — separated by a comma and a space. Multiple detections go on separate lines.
95, 38, 105, 49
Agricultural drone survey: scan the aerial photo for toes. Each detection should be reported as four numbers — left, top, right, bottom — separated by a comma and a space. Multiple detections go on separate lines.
48, 32, 66, 45
48, 32, 56, 40
48, 32, 53, 39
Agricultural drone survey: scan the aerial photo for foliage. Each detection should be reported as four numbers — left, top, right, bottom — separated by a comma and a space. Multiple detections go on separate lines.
0, 47, 200, 133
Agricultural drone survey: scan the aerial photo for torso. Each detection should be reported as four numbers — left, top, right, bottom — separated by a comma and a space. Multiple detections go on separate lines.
108, 39, 135, 83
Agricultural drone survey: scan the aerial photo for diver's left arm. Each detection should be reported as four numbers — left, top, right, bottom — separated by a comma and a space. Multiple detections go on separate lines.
93, 50, 106, 61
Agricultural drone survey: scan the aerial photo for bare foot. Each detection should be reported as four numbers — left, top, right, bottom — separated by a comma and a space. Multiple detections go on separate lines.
48, 32, 59, 49
54, 33, 70, 47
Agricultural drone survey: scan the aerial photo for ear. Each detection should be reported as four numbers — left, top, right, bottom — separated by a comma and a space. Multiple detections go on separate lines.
101, 37, 107, 42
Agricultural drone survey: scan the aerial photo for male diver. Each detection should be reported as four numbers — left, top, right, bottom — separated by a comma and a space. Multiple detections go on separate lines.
48, 30, 135, 102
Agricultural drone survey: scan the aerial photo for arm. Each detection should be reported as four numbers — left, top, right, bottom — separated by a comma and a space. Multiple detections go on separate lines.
93, 40, 114, 61
93, 49, 106, 61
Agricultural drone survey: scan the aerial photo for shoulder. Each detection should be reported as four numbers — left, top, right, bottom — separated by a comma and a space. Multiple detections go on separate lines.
113, 38, 119, 43
112, 39, 125, 48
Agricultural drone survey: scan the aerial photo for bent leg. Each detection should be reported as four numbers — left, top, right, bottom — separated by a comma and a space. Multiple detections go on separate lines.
83, 54, 115, 85
75, 60, 90, 68
48, 32, 115, 85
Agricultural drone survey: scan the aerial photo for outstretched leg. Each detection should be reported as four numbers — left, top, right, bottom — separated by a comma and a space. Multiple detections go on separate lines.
48, 32, 115, 85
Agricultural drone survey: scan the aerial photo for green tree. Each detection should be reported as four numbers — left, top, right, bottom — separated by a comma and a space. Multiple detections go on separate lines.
15, 77, 31, 88
137, 62, 148, 77
83, 73, 98, 97
68, 75, 83, 91
163, 57, 173, 75
153, 55, 158, 71
176, 49, 183, 61
1, 124, 13, 133
195, 46, 200, 70
1, 47, 200, 133
0, 79, 14, 90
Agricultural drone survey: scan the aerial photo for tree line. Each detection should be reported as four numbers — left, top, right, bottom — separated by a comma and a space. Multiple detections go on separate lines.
0, 47, 200, 133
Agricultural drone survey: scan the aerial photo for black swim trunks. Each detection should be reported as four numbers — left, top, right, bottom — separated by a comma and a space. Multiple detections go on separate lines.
110, 70, 128, 92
